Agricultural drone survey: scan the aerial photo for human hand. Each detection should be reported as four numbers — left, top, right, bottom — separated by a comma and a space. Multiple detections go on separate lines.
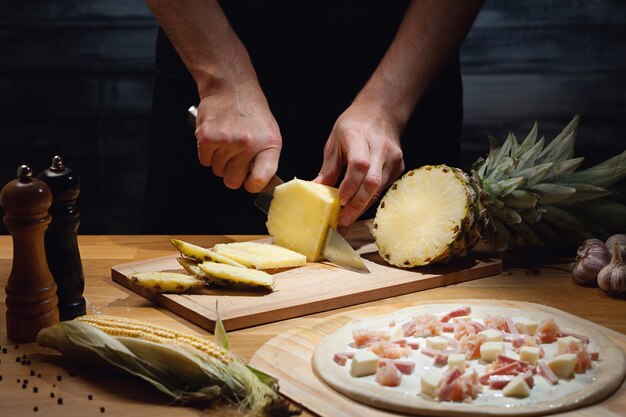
313, 101, 405, 230
195, 85, 282, 193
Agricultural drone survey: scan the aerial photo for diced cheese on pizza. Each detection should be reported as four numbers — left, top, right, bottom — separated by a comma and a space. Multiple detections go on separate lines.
519, 346, 541, 366
426, 337, 448, 351
557, 336, 582, 354
548, 353, 577, 379
479, 328, 504, 342
502, 374, 531, 398
420, 370, 443, 397
350, 350, 379, 377
480, 341, 505, 362
513, 316, 538, 336
388, 325, 404, 341
447, 353, 466, 373
453, 315, 472, 324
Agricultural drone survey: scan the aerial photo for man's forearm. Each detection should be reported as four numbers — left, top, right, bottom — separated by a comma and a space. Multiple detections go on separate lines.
145, 0, 257, 98
357, 0, 484, 131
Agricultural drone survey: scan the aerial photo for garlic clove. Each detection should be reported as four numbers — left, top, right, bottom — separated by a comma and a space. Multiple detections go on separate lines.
605, 233, 626, 259
572, 238, 610, 286
597, 242, 626, 296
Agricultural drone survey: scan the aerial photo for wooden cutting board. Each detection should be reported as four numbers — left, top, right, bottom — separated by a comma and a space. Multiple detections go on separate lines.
249, 299, 626, 417
111, 223, 501, 332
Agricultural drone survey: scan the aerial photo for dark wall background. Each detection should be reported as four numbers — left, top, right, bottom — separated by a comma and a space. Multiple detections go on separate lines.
1, 1, 625, 234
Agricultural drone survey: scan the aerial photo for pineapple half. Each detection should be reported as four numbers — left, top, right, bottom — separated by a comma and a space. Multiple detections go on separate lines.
374, 116, 626, 267
373, 166, 484, 267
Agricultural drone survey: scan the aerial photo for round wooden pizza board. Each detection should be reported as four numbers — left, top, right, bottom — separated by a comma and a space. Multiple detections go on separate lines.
249, 299, 626, 417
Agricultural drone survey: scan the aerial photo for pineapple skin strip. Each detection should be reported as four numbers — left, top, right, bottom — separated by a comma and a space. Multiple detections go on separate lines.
171, 239, 245, 267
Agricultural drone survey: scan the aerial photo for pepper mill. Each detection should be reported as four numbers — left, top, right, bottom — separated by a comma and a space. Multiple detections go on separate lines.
38, 156, 86, 320
0, 165, 59, 342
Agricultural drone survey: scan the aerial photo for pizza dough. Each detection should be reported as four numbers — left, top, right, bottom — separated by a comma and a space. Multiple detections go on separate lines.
312, 303, 626, 416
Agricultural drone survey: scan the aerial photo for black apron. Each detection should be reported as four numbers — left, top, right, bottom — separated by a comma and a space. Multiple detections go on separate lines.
142, 1, 463, 234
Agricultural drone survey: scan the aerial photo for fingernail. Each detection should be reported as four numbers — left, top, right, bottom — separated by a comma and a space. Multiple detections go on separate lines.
339, 215, 351, 227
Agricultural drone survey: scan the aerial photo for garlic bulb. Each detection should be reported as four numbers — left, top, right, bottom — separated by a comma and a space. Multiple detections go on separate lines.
572, 239, 610, 286
597, 242, 626, 296
605, 234, 626, 259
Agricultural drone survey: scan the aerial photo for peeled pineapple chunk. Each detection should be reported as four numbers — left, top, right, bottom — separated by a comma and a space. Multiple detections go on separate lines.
266, 178, 341, 262
198, 261, 274, 291
130, 271, 204, 294
374, 165, 481, 267
171, 239, 245, 267
213, 241, 306, 269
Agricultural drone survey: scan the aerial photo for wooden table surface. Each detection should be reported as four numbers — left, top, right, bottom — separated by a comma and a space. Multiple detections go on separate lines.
1, 235, 625, 416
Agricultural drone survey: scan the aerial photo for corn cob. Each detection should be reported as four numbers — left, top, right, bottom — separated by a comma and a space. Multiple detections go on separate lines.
38, 315, 293, 416
76, 315, 233, 364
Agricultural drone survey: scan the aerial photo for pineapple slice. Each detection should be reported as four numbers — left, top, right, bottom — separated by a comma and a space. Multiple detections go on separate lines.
130, 271, 204, 294
266, 178, 341, 262
373, 165, 482, 267
212, 241, 306, 269
198, 261, 274, 291
171, 239, 245, 267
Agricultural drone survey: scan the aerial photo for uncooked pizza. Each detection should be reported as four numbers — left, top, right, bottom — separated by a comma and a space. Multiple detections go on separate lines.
312, 303, 626, 416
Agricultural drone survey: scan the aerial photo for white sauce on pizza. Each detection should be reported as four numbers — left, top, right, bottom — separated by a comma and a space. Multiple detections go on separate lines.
313, 303, 626, 416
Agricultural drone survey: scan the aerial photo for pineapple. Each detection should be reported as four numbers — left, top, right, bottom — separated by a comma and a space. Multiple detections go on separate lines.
178, 257, 274, 290
171, 239, 245, 267
374, 116, 626, 267
198, 261, 274, 290
373, 166, 483, 267
212, 241, 307, 269
266, 178, 341, 261
129, 271, 205, 293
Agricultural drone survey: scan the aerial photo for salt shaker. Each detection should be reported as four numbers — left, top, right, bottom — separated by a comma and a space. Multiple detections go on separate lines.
0, 165, 59, 342
38, 156, 86, 320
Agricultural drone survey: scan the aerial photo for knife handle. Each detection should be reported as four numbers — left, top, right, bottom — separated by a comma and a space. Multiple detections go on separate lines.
187, 105, 198, 128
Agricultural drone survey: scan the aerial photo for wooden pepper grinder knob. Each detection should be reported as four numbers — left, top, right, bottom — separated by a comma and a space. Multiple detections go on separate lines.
0, 165, 59, 342
38, 156, 87, 320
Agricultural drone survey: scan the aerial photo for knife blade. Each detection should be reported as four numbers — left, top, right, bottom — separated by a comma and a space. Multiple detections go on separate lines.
187, 105, 370, 273
322, 226, 371, 273
253, 174, 283, 214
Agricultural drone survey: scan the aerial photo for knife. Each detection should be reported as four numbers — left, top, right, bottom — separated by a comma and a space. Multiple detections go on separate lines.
188, 105, 370, 273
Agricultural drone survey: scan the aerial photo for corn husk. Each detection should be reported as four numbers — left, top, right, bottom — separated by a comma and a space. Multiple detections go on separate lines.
37, 320, 290, 416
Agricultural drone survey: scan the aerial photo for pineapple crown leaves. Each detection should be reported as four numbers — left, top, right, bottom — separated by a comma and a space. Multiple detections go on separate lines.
472, 115, 626, 252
